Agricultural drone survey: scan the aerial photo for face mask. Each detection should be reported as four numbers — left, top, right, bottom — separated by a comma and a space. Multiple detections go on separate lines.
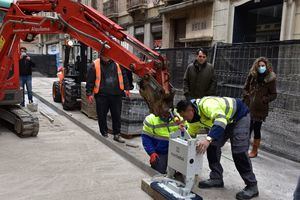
258, 66, 266, 74
21, 52, 27, 57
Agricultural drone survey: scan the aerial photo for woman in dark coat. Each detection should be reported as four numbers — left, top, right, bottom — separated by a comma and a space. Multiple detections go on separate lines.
243, 57, 277, 158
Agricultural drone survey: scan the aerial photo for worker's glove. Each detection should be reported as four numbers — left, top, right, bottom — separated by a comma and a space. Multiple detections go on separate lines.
125, 90, 131, 97
87, 95, 94, 104
149, 153, 159, 165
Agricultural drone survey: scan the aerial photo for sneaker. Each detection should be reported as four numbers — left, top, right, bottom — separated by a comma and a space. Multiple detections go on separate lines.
236, 185, 259, 200
29, 100, 33, 104
102, 133, 108, 138
198, 179, 224, 189
113, 135, 125, 143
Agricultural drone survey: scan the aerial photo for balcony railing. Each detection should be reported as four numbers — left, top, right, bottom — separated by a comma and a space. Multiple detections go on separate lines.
103, 0, 118, 19
127, 0, 148, 13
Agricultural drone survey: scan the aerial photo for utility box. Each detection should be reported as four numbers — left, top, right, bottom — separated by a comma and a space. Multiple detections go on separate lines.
80, 82, 97, 119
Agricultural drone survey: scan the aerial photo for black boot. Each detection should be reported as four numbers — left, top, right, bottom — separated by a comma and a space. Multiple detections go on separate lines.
236, 185, 259, 200
198, 179, 224, 188
113, 134, 125, 143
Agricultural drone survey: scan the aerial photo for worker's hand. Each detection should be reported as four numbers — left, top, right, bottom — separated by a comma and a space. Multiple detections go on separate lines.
26, 56, 31, 61
196, 139, 211, 154
125, 90, 130, 97
178, 123, 185, 132
87, 95, 94, 104
149, 153, 159, 165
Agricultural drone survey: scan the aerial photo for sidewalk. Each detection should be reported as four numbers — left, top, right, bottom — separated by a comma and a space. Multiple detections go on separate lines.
0, 98, 150, 200
32, 77, 300, 200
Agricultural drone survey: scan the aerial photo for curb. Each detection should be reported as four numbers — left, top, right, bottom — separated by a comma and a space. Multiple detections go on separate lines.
33, 92, 158, 177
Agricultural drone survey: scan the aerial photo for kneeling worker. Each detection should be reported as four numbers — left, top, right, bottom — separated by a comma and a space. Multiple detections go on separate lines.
176, 97, 259, 200
141, 111, 183, 174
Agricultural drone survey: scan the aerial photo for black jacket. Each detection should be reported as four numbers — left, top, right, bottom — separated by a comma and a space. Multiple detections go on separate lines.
86, 60, 132, 96
183, 61, 217, 99
19, 57, 35, 76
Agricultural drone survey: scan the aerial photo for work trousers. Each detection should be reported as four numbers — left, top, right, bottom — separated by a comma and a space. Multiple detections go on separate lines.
20, 75, 33, 106
207, 114, 257, 186
151, 153, 168, 174
95, 94, 122, 136
250, 120, 263, 139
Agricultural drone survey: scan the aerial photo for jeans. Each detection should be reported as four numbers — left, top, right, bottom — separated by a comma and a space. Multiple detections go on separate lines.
20, 75, 33, 106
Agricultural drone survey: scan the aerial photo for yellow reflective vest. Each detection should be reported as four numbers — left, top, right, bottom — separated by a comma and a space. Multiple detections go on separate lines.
143, 114, 183, 140
191, 97, 237, 130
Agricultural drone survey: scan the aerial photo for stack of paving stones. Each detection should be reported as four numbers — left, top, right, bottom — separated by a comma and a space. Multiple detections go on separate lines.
107, 93, 149, 136
80, 82, 97, 119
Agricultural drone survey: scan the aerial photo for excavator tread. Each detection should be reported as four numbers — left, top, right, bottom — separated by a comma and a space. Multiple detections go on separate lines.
5, 106, 39, 137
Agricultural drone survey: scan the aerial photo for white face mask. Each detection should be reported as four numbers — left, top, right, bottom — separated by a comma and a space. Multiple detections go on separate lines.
21, 52, 27, 57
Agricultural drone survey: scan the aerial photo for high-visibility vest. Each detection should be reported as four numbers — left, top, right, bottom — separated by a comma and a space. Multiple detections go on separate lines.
186, 121, 208, 138
142, 114, 183, 140
93, 58, 124, 94
192, 97, 237, 130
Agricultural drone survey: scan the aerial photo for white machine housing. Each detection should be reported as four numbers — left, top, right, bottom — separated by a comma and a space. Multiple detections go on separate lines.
153, 130, 203, 199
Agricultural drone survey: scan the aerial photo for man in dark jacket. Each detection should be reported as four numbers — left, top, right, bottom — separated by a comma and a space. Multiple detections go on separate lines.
19, 47, 35, 107
183, 48, 217, 100
86, 55, 132, 143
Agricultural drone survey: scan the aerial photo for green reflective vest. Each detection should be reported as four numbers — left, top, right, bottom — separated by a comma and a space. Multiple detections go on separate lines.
192, 97, 237, 130
143, 114, 183, 140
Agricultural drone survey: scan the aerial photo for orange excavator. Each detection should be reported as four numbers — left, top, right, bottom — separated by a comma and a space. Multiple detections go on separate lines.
0, 0, 174, 137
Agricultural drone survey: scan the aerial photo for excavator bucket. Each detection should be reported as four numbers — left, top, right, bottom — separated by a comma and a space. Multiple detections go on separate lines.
139, 75, 175, 117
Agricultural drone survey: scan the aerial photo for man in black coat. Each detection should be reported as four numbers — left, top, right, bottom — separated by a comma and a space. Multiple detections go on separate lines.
19, 47, 35, 107
86, 55, 132, 143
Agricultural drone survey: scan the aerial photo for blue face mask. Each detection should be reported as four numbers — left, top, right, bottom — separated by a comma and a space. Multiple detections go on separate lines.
258, 66, 267, 74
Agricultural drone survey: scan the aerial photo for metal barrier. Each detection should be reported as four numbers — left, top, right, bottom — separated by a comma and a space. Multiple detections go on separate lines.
158, 41, 300, 161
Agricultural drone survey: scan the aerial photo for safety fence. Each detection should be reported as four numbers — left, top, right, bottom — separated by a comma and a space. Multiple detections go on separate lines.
158, 41, 300, 161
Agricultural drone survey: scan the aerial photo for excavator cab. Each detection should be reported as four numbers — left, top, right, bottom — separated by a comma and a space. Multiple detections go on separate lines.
52, 40, 88, 110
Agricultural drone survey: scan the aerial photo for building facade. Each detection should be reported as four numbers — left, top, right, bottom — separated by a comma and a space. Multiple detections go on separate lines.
161, 0, 300, 47
20, 0, 300, 53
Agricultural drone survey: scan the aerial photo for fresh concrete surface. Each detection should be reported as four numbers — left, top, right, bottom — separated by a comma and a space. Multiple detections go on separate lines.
0, 98, 150, 200
32, 77, 300, 200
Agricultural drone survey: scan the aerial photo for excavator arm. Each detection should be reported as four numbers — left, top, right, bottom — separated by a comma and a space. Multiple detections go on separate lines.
0, 0, 174, 116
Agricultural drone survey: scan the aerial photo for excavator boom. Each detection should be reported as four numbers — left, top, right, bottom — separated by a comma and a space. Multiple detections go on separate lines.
0, 0, 174, 117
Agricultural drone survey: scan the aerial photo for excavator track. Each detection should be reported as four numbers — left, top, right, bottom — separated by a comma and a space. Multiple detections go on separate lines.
0, 106, 39, 137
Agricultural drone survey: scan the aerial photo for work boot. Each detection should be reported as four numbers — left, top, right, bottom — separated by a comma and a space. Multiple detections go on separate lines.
236, 185, 259, 200
249, 139, 260, 158
198, 179, 224, 188
113, 134, 125, 143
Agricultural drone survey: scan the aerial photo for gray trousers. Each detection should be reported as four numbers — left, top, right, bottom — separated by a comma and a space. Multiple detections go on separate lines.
151, 153, 168, 174
207, 114, 257, 186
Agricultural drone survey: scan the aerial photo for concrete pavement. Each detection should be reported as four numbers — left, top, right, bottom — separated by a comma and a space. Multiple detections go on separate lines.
0, 98, 150, 200
28, 77, 300, 200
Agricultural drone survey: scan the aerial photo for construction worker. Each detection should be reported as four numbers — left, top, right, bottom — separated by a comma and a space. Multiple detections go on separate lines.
176, 97, 259, 200
19, 47, 35, 107
86, 55, 132, 143
142, 111, 183, 174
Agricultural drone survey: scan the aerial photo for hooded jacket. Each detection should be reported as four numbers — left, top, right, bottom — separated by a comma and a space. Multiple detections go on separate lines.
243, 66, 277, 121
